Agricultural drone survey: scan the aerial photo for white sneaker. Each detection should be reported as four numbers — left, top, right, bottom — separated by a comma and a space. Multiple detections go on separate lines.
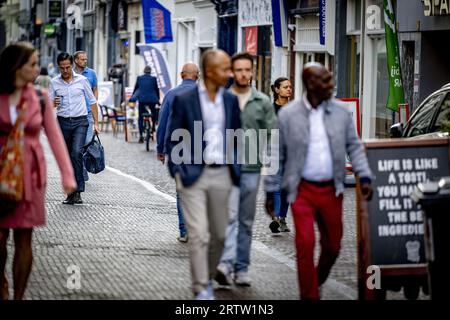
195, 281, 215, 300
234, 271, 251, 287
215, 264, 232, 286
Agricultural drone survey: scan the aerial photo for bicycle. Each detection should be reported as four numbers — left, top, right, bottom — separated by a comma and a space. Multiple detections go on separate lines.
142, 106, 154, 151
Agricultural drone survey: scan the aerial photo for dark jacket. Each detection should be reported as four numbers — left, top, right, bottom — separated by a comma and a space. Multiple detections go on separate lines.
133, 74, 160, 105
156, 79, 197, 154
166, 85, 241, 187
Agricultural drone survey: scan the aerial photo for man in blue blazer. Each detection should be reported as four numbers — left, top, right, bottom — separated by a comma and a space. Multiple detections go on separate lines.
166, 49, 241, 300
132, 65, 160, 143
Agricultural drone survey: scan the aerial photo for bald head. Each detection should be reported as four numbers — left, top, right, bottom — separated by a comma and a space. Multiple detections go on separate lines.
301, 62, 334, 105
181, 62, 199, 81
200, 49, 231, 88
201, 49, 229, 76
301, 62, 327, 88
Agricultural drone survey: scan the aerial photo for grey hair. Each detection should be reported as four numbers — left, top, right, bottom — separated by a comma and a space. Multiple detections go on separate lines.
73, 51, 87, 59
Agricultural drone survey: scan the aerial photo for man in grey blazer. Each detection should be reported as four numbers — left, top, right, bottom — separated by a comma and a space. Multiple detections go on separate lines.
264, 62, 373, 300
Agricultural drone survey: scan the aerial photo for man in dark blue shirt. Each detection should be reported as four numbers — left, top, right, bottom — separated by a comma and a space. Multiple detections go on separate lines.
156, 62, 199, 243
132, 66, 160, 143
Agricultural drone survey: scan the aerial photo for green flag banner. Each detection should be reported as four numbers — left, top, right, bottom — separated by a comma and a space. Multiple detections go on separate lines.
384, 0, 405, 112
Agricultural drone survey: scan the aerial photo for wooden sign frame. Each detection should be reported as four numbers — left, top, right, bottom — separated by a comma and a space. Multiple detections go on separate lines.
357, 137, 450, 300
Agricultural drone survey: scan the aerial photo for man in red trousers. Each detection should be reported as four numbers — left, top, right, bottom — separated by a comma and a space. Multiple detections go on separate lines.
265, 62, 373, 300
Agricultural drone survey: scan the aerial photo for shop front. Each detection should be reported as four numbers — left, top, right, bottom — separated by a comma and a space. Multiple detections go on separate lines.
238, 0, 274, 96
291, 0, 335, 99
358, 0, 391, 139
397, 0, 450, 109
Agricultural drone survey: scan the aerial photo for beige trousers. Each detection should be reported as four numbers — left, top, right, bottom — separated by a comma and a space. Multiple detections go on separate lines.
176, 167, 233, 294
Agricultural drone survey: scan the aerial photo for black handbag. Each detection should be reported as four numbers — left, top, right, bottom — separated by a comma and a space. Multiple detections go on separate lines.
82, 133, 105, 174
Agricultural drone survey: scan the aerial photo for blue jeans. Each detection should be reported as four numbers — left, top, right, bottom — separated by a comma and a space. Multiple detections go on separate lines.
218, 187, 240, 272
220, 172, 260, 273
83, 113, 94, 181
176, 192, 187, 236
273, 189, 289, 218
58, 116, 89, 193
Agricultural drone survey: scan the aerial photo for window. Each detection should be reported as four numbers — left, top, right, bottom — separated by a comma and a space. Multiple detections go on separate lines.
405, 92, 445, 137
243, 25, 272, 96
85, 0, 94, 13
431, 92, 450, 133
347, 0, 362, 34
375, 40, 390, 138
348, 35, 361, 97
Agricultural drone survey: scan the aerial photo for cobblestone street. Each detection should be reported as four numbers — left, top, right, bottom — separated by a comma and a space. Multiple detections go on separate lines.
3, 130, 415, 300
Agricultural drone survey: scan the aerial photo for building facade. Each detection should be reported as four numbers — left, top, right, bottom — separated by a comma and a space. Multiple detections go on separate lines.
397, 0, 450, 108
1, 0, 445, 141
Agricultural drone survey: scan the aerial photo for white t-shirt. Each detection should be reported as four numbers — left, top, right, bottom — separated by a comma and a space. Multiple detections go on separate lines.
9, 105, 17, 125
230, 87, 252, 111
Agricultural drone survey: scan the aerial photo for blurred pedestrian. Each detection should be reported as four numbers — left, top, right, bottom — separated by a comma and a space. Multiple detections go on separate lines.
132, 65, 160, 143
157, 62, 200, 243
264, 62, 373, 300
166, 49, 241, 300
0, 42, 76, 300
265, 77, 293, 233
49, 52, 100, 205
34, 67, 52, 88
215, 52, 276, 287
47, 62, 57, 78
73, 51, 98, 182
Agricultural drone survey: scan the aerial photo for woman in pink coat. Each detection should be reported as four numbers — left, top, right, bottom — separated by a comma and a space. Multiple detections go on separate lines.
0, 42, 77, 300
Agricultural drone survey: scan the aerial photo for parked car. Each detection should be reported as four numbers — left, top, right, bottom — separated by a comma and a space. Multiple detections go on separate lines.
390, 83, 450, 139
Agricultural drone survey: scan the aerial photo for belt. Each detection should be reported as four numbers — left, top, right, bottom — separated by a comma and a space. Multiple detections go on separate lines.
302, 178, 334, 187
206, 163, 226, 168
58, 115, 88, 120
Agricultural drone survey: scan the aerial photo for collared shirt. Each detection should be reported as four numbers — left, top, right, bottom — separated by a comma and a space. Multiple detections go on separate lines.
301, 94, 334, 181
198, 80, 226, 164
74, 67, 98, 114
49, 72, 97, 118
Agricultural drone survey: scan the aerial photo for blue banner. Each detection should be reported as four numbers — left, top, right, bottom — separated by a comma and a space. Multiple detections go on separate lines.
141, 0, 173, 43
319, 0, 326, 45
272, 0, 288, 47
138, 44, 172, 95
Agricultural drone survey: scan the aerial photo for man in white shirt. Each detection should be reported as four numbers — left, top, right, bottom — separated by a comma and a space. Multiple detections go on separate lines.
49, 52, 100, 205
264, 62, 373, 299
166, 49, 241, 300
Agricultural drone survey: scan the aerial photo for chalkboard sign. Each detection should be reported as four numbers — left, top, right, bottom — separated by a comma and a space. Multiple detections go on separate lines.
363, 138, 450, 267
